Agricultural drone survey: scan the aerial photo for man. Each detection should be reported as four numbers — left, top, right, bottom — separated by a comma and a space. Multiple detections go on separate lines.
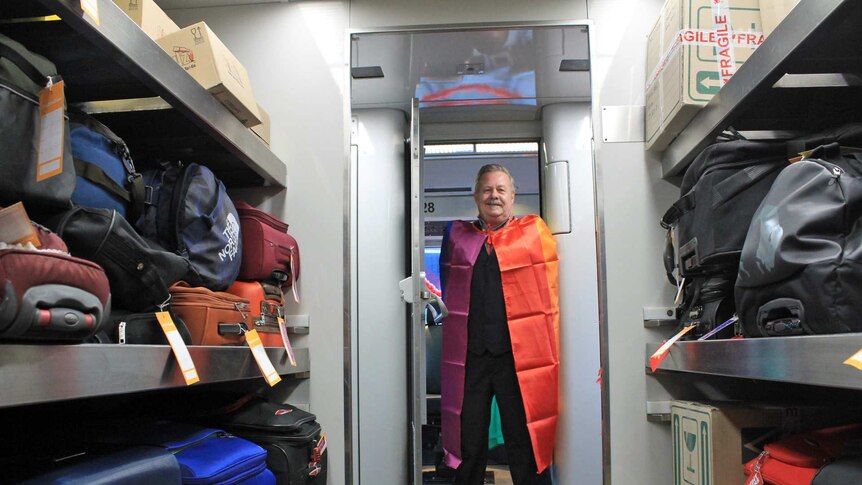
439, 164, 559, 485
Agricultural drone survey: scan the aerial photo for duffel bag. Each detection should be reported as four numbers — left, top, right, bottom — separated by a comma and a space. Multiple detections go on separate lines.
736, 144, 862, 336
69, 111, 146, 222
48, 207, 190, 312
94, 308, 193, 345
0, 223, 110, 341
137, 161, 242, 291
0, 33, 75, 212
169, 281, 252, 345
235, 201, 300, 288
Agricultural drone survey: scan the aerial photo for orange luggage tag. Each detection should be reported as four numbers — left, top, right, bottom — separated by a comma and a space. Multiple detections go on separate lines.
155, 300, 200, 385
649, 324, 696, 372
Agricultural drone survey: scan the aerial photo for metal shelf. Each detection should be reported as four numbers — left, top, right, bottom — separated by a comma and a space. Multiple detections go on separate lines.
661, 0, 862, 178
0, 345, 309, 409
0, 0, 285, 188
645, 335, 862, 390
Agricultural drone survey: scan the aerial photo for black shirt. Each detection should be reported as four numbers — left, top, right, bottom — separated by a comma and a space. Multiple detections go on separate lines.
466, 246, 512, 355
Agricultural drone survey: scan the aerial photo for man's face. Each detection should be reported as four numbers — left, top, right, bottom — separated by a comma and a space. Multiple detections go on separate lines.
474, 170, 515, 225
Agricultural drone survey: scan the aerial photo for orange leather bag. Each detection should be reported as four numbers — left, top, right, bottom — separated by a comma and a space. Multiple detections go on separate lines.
226, 280, 284, 347
169, 282, 251, 345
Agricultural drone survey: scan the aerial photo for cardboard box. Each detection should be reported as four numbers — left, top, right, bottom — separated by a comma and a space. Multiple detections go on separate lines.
760, 0, 801, 36
672, 401, 784, 485
250, 104, 270, 147
645, 0, 764, 151
112, 0, 179, 41
157, 22, 261, 127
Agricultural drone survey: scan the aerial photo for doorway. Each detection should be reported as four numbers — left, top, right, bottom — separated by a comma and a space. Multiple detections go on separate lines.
348, 23, 602, 485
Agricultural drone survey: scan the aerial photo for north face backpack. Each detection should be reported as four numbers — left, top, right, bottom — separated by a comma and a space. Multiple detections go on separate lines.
136, 161, 242, 291
736, 144, 862, 337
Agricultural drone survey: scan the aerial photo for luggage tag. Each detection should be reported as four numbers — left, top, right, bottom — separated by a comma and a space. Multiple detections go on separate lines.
744, 451, 768, 485
697, 315, 739, 341
649, 324, 696, 372
155, 305, 200, 385
290, 251, 301, 303
843, 348, 862, 371
80, 0, 100, 25
277, 315, 298, 366
37, 79, 66, 182
244, 328, 282, 387
674, 277, 686, 306
0, 202, 40, 247
312, 432, 327, 464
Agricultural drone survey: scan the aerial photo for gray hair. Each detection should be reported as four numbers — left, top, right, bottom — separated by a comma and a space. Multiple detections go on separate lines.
473, 164, 516, 194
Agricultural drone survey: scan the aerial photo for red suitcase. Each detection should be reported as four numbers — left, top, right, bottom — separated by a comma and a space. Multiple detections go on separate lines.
235, 201, 300, 288
227, 280, 285, 347
0, 224, 111, 341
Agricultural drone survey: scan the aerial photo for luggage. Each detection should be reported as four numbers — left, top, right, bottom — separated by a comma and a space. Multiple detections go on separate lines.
236, 201, 300, 288
137, 161, 242, 291
227, 280, 285, 346
89, 421, 273, 485
48, 207, 189, 312
736, 145, 862, 336
0, 33, 75, 212
743, 424, 862, 485
218, 397, 328, 485
169, 281, 252, 345
16, 446, 183, 485
69, 111, 146, 222
94, 308, 193, 345
0, 223, 110, 341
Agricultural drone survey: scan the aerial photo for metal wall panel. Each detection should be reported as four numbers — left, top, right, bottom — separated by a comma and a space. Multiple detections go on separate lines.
543, 102, 602, 485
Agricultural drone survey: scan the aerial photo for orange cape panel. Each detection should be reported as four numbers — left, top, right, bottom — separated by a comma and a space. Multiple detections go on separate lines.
439, 215, 559, 473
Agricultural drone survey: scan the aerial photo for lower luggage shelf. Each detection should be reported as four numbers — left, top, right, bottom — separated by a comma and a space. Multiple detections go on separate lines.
645, 334, 862, 390
0, 344, 309, 408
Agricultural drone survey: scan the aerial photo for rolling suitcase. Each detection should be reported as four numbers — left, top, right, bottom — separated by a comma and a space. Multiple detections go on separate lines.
227, 280, 285, 347
235, 201, 300, 288
0, 223, 110, 341
218, 398, 327, 485
169, 281, 252, 345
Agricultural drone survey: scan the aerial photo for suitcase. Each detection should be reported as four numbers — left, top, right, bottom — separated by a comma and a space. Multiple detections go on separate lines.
218, 398, 328, 485
170, 281, 251, 345
16, 446, 182, 485
743, 424, 862, 485
227, 280, 285, 347
0, 223, 111, 341
94, 308, 193, 345
736, 145, 862, 336
69, 111, 146, 222
88, 421, 272, 485
236, 201, 300, 288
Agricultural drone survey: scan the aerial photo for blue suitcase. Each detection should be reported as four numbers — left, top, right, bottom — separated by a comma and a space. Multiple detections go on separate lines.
18, 446, 182, 485
90, 421, 273, 485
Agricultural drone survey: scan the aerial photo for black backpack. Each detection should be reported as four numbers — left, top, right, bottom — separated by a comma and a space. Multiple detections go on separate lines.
736, 144, 862, 336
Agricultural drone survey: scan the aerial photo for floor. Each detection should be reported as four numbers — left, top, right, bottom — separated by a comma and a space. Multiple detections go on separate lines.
422, 465, 513, 485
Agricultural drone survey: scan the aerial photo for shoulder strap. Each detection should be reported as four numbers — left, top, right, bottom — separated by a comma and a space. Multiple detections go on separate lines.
74, 157, 132, 203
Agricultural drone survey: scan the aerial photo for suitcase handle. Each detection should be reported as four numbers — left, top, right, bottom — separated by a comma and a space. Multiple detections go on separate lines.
217, 322, 249, 335
757, 298, 805, 336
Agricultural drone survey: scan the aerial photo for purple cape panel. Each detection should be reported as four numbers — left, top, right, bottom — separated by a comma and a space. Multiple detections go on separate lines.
440, 221, 486, 469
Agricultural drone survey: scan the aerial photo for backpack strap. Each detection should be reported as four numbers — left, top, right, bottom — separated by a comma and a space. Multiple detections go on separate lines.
74, 157, 133, 203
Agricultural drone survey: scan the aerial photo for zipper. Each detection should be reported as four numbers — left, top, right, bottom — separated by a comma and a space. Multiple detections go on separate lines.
0, 80, 39, 105
239, 209, 289, 232
169, 430, 229, 455
171, 293, 250, 311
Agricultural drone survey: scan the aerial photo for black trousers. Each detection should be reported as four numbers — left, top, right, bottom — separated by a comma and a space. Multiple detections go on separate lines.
453, 350, 551, 485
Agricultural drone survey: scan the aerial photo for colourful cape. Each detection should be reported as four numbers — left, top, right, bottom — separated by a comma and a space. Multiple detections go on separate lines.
439, 215, 559, 473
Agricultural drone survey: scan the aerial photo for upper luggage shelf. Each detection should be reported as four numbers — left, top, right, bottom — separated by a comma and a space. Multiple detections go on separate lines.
0, 0, 286, 188
661, 0, 862, 179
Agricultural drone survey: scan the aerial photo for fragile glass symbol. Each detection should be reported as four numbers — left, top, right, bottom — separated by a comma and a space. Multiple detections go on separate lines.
684, 431, 697, 473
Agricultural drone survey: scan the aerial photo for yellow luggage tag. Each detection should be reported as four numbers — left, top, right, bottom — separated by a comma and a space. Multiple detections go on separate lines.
245, 328, 282, 387
37, 79, 66, 182
843, 348, 862, 371
649, 324, 696, 372
290, 252, 300, 303
155, 309, 200, 385
80, 0, 100, 25
0, 202, 41, 247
